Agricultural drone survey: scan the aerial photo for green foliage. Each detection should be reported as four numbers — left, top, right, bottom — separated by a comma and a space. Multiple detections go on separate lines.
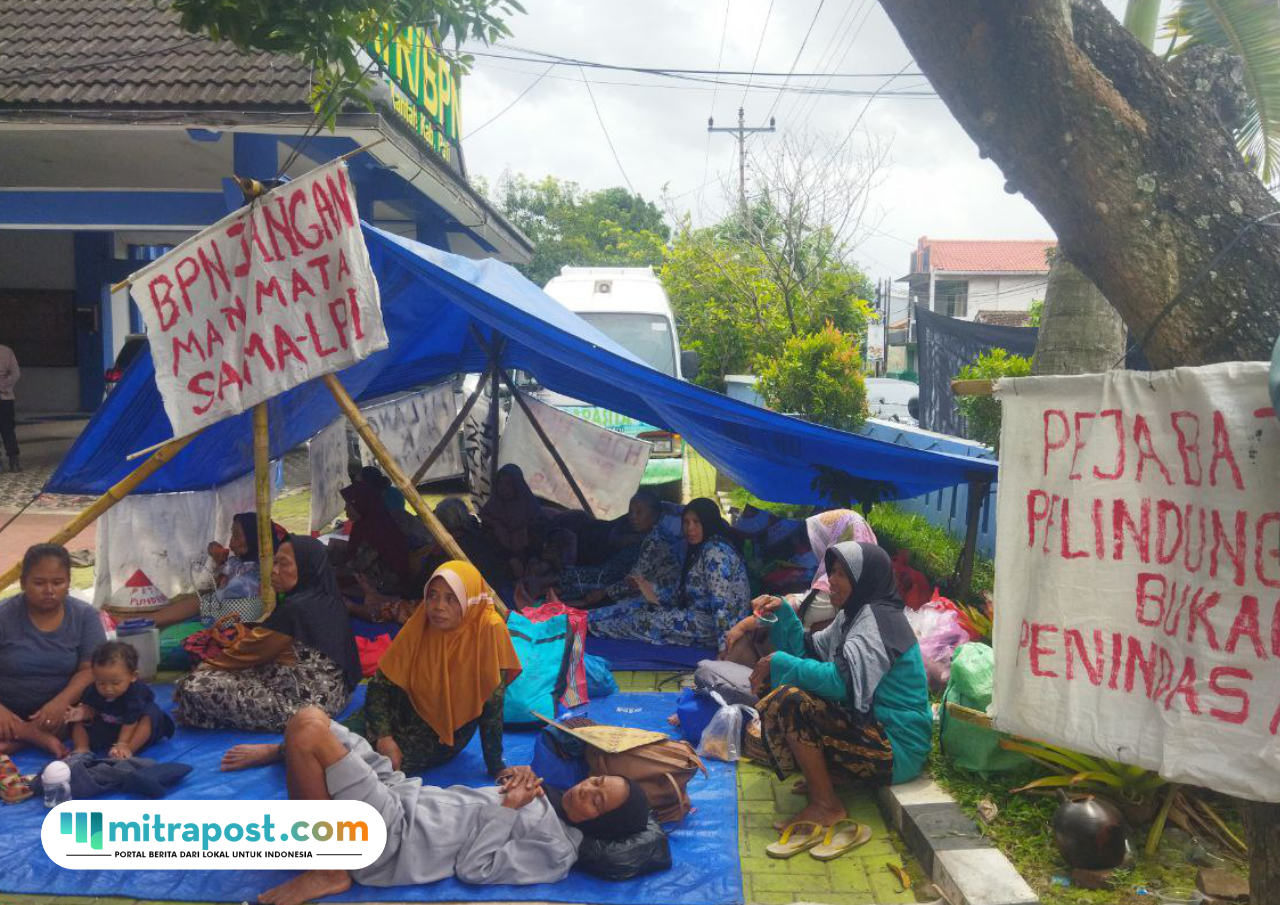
866, 503, 993, 606
955, 348, 1033, 451
1164, 0, 1280, 183
492, 174, 669, 287
1027, 299, 1044, 327
163, 0, 522, 125
726, 487, 813, 520
756, 323, 868, 431
661, 212, 874, 392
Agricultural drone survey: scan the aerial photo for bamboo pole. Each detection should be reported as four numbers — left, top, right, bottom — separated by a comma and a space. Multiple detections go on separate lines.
253, 403, 274, 610
0, 432, 199, 593
411, 358, 499, 485
320, 373, 509, 615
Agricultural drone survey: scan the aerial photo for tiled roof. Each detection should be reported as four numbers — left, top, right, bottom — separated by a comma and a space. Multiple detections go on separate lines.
973, 309, 1034, 327
907, 237, 1056, 275
0, 0, 312, 108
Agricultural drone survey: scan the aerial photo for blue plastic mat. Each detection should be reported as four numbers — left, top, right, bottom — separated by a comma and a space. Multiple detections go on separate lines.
585, 636, 714, 671
2, 686, 741, 905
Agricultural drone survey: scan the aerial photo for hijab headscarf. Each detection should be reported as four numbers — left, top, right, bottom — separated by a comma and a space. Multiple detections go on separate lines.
681, 497, 738, 582
342, 482, 411, 583
824, 541, 903, 616
231, 512, 286, 564
546, 780, 651, 840
377, 561, 522, 745
807, 510, 878, 593
263, 536, 362, 689
480, 464, 547, 553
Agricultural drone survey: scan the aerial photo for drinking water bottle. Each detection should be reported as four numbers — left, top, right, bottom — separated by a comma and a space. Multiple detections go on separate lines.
42, 761, 72, 808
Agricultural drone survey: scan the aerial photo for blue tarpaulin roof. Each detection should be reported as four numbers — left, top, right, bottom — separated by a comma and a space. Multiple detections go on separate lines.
48, 226, 996, 502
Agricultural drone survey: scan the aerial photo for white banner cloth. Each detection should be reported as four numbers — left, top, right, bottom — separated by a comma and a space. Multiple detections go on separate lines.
93, 473, 258, 606
499, 393, 650, 519
357, 383, 461, 481
308, 419, 350, 532
992, 362, 1280, 801
128, 160, 386, 436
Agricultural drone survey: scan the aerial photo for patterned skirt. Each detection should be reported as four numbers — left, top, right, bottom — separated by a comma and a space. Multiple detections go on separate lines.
173, 645, 351, 733
756, 685, 894, 785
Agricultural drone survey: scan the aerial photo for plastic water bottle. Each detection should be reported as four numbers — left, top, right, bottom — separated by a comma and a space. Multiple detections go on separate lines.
42, 761, 72, 808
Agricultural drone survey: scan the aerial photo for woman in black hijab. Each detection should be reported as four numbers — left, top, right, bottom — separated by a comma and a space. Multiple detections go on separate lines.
750, 542, 931, 840
175, 536, 361, 732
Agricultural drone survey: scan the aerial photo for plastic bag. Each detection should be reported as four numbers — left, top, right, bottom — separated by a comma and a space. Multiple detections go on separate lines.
906, 601, 969, 693
576, 815, 672, 880
696, 693, 758, 762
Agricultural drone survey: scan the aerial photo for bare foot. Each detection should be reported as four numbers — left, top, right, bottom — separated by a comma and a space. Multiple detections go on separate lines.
773, 800, 847, 833
221, 743, 283, 772
258, 869, 351, 905
791, 775, 852, 796
31, 730, 67, 760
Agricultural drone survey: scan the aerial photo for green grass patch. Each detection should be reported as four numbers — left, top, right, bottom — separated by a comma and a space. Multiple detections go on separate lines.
866, 503, 993, 606
726, 487, 812, 520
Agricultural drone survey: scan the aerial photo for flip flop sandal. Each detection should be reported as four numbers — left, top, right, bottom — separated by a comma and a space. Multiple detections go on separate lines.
0, 754, 33, 805
766, 821, 826, 859
810, 818, 873, 861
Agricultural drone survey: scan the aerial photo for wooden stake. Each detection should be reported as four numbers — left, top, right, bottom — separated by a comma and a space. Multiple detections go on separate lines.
951, 378, 995, 397
0, 432, 199, 593
320, 373, 509, 615
953, 479, 991, 602
253, 402, 274, 610
411, 358, 499, 485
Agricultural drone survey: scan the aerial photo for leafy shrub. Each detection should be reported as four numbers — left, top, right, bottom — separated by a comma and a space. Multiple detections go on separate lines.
954, 348, 1032, 451
756, 323, 868, 431
865, 503, 993, 606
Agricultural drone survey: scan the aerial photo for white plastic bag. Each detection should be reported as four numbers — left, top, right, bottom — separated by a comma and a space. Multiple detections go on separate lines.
696, 692, 759, 762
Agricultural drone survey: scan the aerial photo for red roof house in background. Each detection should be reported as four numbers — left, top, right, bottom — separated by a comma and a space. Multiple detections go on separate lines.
898, 236, 1056, 321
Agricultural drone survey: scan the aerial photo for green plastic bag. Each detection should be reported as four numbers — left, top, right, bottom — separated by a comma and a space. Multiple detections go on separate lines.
940, 642, 1030, 776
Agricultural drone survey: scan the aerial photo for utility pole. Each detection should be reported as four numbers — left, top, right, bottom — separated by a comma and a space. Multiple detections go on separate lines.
708, 107, 776, 213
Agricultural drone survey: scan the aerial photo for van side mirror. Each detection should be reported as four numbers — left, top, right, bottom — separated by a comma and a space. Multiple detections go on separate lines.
680, 349, 701, 380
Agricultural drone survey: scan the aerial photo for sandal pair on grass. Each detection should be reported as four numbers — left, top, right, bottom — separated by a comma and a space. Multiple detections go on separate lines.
766, 819, 871, 861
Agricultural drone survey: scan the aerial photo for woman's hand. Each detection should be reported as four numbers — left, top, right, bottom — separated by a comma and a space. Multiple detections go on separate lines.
375, 736, 404, 772
28, 700, 68, 735
633, 576, 659, 605
501, 777, 545, 810
720, 615, 758, 657
207, 541, 230, 565
497, 765, 540, 791
752, 595, 784, 619
0, 705, 21, 742
749, 653, 775, 697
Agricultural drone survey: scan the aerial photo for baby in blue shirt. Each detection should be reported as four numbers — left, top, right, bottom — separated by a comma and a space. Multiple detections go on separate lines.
68, 641, 174, 759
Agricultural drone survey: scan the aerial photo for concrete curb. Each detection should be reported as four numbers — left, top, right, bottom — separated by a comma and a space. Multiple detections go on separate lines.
877, 777, 1039, 905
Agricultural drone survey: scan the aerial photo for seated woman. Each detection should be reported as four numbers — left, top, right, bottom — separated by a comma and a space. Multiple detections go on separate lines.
589, 498, 749, 649
480, 464, 548, 580
221, 708, 651, 905
361, 465, 407, 514
554, 491, 664, 610
336, 482, 413, 596
363, 561, 520, 777
0, 544, 105, 758
151, 512, 286, 628
720, 508, 879, 666
751, 542, 930, 832
174, 536, 362, 732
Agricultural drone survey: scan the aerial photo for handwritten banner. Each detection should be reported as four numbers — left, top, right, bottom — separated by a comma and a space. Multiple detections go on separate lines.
991, 362, 1280, 801
128, 160, 387, 436
357, 382, 461, 481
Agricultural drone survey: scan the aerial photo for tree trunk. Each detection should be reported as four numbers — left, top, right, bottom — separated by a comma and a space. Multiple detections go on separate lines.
876, 0, 1280, 369
1244, 801, 1280, 901
1031, 256, 1126, 375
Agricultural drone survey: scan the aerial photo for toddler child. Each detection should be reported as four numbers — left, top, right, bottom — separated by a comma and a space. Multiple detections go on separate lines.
69, 641, 175, 759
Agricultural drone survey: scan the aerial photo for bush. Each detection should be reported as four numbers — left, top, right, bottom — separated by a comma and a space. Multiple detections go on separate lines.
866, 503, 993, 606
756, 323, 867, 431
954, 348, 1032, 451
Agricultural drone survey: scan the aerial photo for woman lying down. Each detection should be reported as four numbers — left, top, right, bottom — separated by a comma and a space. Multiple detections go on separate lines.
221, 706, 652, 905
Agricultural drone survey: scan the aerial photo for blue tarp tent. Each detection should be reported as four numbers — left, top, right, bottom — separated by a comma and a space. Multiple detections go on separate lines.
48, 226, 996, 502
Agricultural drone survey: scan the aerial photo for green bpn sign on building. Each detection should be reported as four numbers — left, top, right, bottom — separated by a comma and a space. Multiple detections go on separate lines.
365, 25, 461, 164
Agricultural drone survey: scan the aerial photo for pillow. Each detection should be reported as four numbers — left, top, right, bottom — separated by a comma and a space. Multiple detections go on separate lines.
576, 815, 672, 881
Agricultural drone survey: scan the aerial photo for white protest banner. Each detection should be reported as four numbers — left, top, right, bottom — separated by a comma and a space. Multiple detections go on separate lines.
357, 382, 462, 481
991, 362, 1280, 801
499, 393, 650, 519
128, 160, 387, 436
308, 419, 350, 532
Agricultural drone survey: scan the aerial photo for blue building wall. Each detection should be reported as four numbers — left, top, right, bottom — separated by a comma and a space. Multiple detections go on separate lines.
859, 419, 999, 558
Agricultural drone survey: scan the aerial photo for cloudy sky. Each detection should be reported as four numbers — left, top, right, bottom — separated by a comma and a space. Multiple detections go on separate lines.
459, 1, 1131, 283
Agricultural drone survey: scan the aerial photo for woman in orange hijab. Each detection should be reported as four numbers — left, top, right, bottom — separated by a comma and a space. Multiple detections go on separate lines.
363, 561, 521, 777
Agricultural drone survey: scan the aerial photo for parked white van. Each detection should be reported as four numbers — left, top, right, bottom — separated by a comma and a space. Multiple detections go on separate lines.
539, 266, 700, 497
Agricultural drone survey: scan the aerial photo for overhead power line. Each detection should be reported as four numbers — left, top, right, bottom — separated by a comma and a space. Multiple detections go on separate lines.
740, 0, 776, 107
764, 0, 826, 123
469, 47, 922, 80
466, 62, 554, 138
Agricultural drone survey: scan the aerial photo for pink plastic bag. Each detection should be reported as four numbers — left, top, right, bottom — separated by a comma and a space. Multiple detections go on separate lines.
906, 601, 969, 693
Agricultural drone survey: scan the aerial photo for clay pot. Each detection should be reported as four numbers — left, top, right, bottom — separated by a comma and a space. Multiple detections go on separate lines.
1052, 791, 1127, 870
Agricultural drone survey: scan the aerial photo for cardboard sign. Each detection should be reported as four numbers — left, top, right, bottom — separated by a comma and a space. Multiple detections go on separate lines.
128, 160, 387, 436
991, 362, 1280, 801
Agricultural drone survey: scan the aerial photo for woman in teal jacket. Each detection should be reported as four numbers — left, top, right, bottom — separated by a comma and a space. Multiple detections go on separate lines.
752, 541, 931, 832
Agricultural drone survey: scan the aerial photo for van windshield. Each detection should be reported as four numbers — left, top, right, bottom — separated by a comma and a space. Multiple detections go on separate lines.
578, 313, 676, 377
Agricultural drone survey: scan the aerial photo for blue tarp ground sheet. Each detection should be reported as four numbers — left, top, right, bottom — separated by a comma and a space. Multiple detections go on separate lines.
585, 637, 713, 672
1, 686, 742, 905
